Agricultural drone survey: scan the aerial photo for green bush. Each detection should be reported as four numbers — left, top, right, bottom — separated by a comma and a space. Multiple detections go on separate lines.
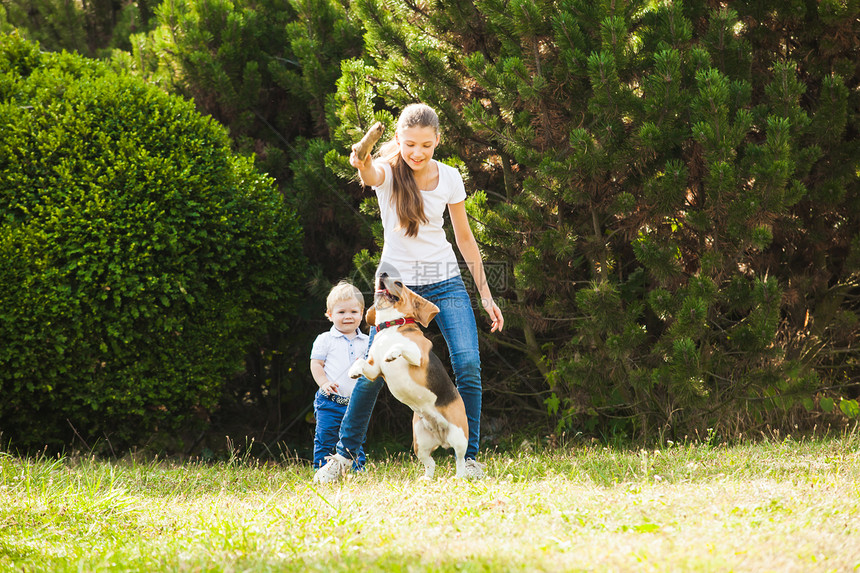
0, 33, 305, 450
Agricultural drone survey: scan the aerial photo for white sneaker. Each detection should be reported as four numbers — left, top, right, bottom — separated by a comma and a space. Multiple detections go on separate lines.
463, 459, 486, 479
312, 453, 352, 483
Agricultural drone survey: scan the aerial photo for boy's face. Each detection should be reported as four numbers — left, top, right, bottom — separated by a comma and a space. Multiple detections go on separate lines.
327, 300, 363, 334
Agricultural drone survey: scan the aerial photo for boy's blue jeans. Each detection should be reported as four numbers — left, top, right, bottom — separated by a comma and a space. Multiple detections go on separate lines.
335, 275, 482, 465
313, 390, 365, 469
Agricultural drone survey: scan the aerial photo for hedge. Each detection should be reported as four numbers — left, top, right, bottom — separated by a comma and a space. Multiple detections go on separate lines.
0, 33, 305, 450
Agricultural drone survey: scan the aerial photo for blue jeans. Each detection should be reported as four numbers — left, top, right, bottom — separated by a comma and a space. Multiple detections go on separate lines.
335, 275, 482, 465
313, 390, 365, 469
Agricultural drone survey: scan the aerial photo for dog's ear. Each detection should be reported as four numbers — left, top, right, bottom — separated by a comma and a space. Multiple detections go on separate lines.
413, 297, 439, 328
365, 305, 376, 326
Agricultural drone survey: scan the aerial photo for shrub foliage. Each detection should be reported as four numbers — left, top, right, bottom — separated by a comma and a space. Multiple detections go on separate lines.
0, 33, 305, 449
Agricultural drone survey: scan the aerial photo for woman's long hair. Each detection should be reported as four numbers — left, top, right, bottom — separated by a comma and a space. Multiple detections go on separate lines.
376, 104, 439, 238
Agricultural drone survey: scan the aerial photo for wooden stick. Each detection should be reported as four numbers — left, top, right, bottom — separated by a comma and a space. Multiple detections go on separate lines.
351, 122, 385, 161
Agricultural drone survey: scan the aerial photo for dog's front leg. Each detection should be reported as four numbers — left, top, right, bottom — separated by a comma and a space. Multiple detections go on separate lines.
348, 357, 381, 380
384, 340, 422, 366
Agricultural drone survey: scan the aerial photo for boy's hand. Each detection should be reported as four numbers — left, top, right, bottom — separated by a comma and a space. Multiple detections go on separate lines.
321, 380, 340, 395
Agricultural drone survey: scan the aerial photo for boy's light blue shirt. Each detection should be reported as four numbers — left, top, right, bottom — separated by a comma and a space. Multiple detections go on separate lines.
310, 326, 369, 399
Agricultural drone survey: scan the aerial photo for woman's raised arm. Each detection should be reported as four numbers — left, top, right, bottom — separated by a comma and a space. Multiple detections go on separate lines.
349, 150, 385, 188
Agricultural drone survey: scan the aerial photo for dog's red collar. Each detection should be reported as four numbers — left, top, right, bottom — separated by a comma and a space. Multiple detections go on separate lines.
375, 317, 416, 333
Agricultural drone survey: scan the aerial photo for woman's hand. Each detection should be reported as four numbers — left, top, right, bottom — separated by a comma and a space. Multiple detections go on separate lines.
481, 297, 504, 333
349, 150, 385, 187
349, 149, 373, 171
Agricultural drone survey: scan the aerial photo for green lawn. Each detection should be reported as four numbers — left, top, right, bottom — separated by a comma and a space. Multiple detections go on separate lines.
2, 432, 858, 571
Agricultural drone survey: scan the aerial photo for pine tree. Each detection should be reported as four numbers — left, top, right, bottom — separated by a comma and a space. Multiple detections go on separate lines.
328, 0, 860, 436
108, 0, 377, 446
118, 0, 370, 280
0, 5, 11, 34
1, 0, 89, 54
1, 0, 151, 56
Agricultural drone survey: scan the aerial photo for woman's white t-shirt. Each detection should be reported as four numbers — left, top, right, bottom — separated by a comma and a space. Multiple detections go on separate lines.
373, 160, 467, 286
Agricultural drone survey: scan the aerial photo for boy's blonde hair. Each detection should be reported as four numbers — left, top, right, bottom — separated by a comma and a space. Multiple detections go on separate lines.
326, 280, 365, 315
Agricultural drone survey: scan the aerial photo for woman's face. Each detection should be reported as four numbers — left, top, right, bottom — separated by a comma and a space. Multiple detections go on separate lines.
396, 125, 440, 172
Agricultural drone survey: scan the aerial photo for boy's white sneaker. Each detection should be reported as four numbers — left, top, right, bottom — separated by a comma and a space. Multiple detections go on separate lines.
313, 453, 352, 483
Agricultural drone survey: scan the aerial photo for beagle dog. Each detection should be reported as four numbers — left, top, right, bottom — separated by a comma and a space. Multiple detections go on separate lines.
348, 273, 469, 479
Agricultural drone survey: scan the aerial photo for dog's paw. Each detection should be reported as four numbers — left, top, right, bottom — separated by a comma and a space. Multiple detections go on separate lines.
384, 346, 403, 362
348, 360, 366, 379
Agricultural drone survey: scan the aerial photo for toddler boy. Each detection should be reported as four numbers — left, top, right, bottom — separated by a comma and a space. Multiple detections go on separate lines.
310, 281, 369, 469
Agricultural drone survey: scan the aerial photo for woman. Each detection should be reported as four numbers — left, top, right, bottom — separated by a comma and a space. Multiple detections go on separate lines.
314, 104, 503, 482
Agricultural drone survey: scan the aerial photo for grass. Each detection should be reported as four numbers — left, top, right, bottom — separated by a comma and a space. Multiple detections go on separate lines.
1, 431, 859, 572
